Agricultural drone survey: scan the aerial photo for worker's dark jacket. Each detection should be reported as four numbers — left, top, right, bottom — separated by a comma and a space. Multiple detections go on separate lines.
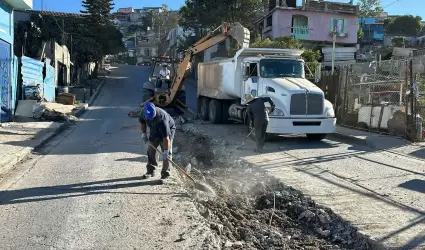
139, 107, 176, 140
247, 97, 275, 122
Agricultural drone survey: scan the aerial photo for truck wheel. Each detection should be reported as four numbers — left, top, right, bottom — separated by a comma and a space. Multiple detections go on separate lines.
209, 99, 222, 124
200, 97, 210, 121
306, 134, 327, 141
221, 102, 230, 124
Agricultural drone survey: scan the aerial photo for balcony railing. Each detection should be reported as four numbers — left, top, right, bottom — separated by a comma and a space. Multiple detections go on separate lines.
292, 25, 309, 40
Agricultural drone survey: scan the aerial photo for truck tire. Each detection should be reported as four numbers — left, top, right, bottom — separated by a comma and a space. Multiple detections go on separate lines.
200, 97, 210, 121
209, 99, 222, 124
221, 102, 230, 124
306, 134, 327, 141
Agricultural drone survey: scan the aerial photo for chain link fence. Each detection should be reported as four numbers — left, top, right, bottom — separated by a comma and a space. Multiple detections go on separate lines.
336, 59, 411, 137
304, 62, 320, 82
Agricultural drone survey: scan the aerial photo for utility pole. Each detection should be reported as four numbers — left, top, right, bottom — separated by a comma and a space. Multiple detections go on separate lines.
62, 19, 65, 44
70, 35, 72, 56
331, 24, 336, 74
135, 32, 138, 64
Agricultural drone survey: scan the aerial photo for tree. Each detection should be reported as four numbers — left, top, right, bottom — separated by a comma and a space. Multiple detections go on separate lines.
179, 0, 266, 31
81, 0, 125, 75
144, 4, 180, 55
358, 0, 383, 17
391, 36, 406, 47
386, 15, 423, 37
81, 0, 114, 25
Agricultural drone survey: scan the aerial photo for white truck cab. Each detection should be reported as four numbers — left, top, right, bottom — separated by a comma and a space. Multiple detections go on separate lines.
197, 48, 336, 140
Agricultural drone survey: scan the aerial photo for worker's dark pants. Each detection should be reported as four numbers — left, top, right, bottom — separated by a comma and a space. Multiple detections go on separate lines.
254, 119, 268, 151
146, 138, 173, 174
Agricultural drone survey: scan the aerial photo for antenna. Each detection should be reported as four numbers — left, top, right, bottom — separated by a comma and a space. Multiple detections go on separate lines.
41, 0, 43, 10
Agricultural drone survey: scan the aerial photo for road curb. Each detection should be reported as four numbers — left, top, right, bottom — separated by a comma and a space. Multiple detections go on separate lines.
73, 78, 107, 117
328, 133, 372, 147
88, 78, 107, 106
0, 123, 68, 175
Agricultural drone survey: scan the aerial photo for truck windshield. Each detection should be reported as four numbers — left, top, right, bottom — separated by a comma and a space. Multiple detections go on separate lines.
259, 59, 304, 78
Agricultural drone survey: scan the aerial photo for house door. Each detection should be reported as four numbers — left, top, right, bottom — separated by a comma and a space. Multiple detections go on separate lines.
242, 62, 260, 103
0, 39, 11, 122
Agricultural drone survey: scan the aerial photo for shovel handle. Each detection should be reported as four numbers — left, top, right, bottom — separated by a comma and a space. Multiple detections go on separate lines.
147, 142, 196, 183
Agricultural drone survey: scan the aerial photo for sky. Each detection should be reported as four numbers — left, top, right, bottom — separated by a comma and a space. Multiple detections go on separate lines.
32, 0, 424, 19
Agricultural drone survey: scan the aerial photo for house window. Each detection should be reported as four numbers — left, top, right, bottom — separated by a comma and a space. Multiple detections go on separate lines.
330, 18, 347, 35
144, 48, 151, 56
266, 16, 272, 27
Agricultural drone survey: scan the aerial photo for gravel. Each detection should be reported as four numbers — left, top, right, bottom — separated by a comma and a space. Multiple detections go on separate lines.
173, 129, 377, 250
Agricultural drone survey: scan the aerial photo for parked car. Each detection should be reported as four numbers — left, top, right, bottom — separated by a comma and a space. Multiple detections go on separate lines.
137, 62, 151, 66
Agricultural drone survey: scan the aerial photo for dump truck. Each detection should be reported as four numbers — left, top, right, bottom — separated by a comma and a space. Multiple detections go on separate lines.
197, 48, 336, 140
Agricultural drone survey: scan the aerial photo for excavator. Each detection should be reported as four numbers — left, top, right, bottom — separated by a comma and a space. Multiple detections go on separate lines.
128, 22, 250, 118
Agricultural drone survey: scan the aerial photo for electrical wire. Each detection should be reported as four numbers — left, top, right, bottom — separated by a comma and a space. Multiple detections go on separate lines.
383, 0, 404, 8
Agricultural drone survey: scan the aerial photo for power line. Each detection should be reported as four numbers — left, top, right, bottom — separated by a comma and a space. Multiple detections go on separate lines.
383, 0, 404, 8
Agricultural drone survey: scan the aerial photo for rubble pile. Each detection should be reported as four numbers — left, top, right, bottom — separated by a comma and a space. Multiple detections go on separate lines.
173, 131, 376, 250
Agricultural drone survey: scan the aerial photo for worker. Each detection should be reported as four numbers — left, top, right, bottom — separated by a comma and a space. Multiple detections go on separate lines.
139, 102, 176, 180
159, 64, 170, 79
246, 94, 275, 153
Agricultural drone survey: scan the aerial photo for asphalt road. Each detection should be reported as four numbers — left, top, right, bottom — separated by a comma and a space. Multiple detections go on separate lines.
0, 65, 210, 250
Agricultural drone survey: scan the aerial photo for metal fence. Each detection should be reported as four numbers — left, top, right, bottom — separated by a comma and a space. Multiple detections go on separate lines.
329, 56, 425, 141
304, 62, 320, 82
336, 59, 410, 136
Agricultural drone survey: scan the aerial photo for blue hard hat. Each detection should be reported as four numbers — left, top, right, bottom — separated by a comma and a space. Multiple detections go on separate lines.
144, 102, 156, 119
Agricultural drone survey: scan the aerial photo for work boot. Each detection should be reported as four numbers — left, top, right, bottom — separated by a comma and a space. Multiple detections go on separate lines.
142, 171, 155, 179
160, 171, 170, 180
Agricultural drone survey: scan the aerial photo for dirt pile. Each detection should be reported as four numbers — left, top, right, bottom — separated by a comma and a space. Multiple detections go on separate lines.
173, 130, 378, 250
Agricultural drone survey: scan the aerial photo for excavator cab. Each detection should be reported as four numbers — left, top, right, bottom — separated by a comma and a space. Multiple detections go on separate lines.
139, 56, 186, 116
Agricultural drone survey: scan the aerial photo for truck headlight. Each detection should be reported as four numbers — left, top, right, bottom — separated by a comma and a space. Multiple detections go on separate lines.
325, 108, 335, 117
269, 108, 284, 116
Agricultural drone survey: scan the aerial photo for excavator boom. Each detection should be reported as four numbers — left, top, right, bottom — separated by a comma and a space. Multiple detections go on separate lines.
142, 22, 250, 112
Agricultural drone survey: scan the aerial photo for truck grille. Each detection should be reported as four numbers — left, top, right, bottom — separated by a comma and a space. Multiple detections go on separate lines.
290, 93, 323, 115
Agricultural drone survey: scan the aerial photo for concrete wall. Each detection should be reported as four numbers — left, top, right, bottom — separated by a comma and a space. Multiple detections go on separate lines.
0, 1, 14, 121
54, 42, 70, 86
268, 9, 357, 44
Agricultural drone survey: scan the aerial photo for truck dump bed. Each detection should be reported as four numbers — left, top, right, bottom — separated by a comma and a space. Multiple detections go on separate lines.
197, 58, 240, 100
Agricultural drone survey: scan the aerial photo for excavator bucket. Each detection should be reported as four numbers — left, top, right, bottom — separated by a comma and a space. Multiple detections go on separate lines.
229, 22, 251, 48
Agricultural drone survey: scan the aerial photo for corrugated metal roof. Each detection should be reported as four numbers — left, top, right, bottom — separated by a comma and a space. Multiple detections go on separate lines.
26, 10, 86, 18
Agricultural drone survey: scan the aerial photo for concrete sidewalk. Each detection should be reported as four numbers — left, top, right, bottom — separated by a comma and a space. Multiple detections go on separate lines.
0, 120, 67, 175
332, 125, 410, 149
332, 125, 425, 160
0, 76, 107, 175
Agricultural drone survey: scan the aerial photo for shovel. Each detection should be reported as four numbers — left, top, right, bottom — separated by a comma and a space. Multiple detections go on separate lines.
236, 129, 255, 150
147, 142, 216, 195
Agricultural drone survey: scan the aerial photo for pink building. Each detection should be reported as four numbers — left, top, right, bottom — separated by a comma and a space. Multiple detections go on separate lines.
256, 0, 359, 46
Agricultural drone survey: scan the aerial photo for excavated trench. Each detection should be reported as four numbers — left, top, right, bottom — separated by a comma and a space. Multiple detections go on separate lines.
172, 129, 380, 250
